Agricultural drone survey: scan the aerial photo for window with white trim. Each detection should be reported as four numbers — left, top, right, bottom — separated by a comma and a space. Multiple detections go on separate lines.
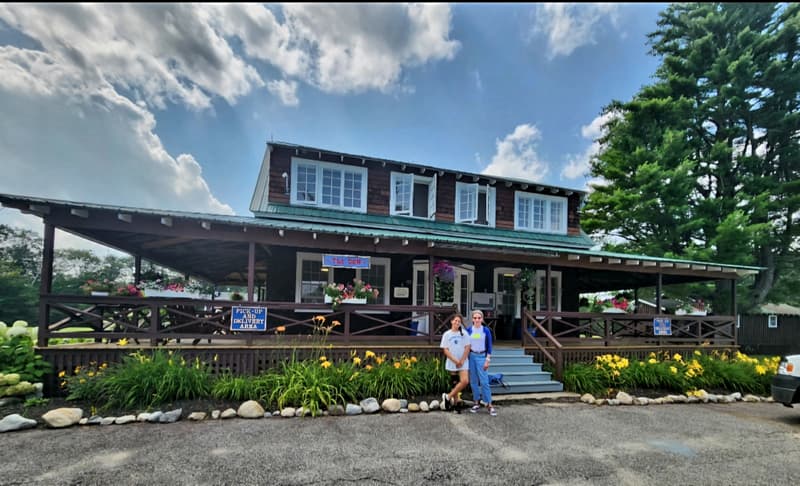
515, 192, 567, 234
290, 158, 367, 212
390, 172, 437, 219
295, 252, 390, 305
535, 270, 562, 312
455, 182, 495, 227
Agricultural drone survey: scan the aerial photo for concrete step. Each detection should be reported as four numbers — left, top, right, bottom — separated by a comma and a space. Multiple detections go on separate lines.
491, 380, 564, 394
494, 371, 554, 383
488, 356, 537, 365
488, 363, 544, 373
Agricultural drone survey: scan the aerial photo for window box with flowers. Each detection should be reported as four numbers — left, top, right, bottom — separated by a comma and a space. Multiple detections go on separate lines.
323, 279, 380, 310
588, 296, 631, 314
80, 279, 116, 296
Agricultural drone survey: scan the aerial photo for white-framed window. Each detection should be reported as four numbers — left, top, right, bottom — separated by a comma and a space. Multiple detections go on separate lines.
412, 260, 474, 314
535, 270, 561, 312
295, 252, 390, 306
290, 158, 367, 212
494, 267, 521, 319
515, 192, 567, 234
390, 172, 437, 219
455, 182, 495, 227
767, 314, 778, 328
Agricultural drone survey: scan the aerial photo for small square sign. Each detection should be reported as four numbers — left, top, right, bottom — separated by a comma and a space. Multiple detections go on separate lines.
231, 306, 267, 331
653, 317, 672, 336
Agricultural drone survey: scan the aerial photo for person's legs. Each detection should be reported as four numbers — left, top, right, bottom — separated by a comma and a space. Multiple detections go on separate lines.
468, 353, 481, 402
452, 369, 469, 403
474, 354, 493, 413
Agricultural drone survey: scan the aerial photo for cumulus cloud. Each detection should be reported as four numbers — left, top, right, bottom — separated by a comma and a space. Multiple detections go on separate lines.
267, 79, 299, 106
482, 124, 549, 181
208, 3, 460, 95
531, 3, 620, 59
561, 111, 620, 189
0, 47, 233, 215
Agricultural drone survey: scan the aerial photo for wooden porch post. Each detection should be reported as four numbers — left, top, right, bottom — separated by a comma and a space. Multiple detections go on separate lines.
428, 258, 435, 344
730, 278, 737, 343
247, 241, 255, 302
37, 223, 55, 347
656, 273, 663, 313
546, 264, 552, 336
134, 255, 141, 284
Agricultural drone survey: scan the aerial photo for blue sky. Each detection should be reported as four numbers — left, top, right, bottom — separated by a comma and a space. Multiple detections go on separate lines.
0, 4, 664, 248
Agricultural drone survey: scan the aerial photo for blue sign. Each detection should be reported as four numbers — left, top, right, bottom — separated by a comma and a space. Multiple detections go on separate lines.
323, 254, 371, 269
231, 306, 267, 331
653, 317, 672, 336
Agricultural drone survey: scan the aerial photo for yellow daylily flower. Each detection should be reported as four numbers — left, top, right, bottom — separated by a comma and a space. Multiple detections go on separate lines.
353, 357, 362, 366
319, 355, 328, 362
393, 362, 401, 369
365, 350, 376, 359
118, 338, 129, 346
321, 361, 332, 369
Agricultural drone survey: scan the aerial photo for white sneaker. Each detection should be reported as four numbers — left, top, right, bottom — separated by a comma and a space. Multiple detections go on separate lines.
441, 393, 449, 411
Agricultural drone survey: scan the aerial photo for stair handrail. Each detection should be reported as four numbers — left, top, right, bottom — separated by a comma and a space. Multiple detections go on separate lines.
523, 309, 564, 380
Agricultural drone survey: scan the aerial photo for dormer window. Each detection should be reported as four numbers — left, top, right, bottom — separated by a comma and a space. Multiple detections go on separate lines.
515, 192, 567, 234
390, 172, 437, 219
455, 182, 495, 227
290, 158, 367, 212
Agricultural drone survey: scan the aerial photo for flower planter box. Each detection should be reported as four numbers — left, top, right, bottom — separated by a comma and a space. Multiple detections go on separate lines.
324, 296, 367, 305
602, 307, 627, 314
90, 291, 109, 297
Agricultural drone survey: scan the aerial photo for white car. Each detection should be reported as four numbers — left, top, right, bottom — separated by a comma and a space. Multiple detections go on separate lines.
772, 354, 800, 407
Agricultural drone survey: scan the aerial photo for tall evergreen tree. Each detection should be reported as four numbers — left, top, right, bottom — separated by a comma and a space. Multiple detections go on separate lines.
582, 3, 800, 309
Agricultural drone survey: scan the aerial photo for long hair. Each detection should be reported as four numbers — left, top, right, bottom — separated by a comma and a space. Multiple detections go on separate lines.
451, 313, 465, 335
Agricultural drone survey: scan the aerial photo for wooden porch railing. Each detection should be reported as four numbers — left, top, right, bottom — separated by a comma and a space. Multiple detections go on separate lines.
522, 310, 737, 380
38, 294, 459, 347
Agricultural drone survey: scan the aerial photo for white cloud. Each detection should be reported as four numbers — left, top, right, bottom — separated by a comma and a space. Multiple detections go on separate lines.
0, 4, 263, 110
482, 124, 549, 181
531, 3, 620, 59
0, 47, 233, 225
473, 70, 483, 91
560, 111, 620, 183
267, 79, 299, 106
209, 3, 459, 95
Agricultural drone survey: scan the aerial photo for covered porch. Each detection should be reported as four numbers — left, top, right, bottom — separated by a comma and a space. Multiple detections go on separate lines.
0, 193, 757, 385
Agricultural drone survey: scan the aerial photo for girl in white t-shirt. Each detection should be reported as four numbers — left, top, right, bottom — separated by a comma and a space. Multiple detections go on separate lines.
439, 314, 470, 410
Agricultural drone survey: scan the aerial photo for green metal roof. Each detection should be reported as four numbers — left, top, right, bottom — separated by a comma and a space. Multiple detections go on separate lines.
0, 193, 764, 276
257, 203, 596, 250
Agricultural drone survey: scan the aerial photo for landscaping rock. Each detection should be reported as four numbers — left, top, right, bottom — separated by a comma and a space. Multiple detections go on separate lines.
633, 397, 650, 406
0, 414, 37, 432
221, 408, 237, 419
238, 400, 265, 418
137, 412, 151, 422
87, 415, 103, 425
188, 412, 206, 421
79, 418, 88, 425
743, 394, 760, 403
731, 392, 742, 401
115, 415, 136, 425
707, 394, 718, 403
696, 390, 709, 402
593, 399, 606, 406
419, 401, 429, 412
381, 398, 401, 413
408, 403, 420, 412
616, 392, 633, 405
687, 397, 700, 404
345, 404, 362, 416
399, 399, 408, 409
429, 400, 440, 410
146, 411, 163, 423
360, 398, 380, 414
159, 408, 182, 423
100, 417, 115, 425
272, 410, 281, 416
580, 393, 595, 404
42, 408, 83, 428
328, 404, 345, 416
211, 410, 221, 419
280, 407, 296, 418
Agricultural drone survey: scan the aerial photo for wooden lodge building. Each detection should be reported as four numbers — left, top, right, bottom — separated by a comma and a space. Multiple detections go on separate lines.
0, 142, 762, 393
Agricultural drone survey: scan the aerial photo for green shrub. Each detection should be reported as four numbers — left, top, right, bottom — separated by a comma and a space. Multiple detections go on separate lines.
0, 335, 51, 382
266, 357, 343, 416
563, 363, 607, 396
65, 350, 212, 410
211, 373, 260, 402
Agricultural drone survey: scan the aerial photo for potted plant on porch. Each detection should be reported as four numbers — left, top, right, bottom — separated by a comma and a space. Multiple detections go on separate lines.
80, 279, 116, 296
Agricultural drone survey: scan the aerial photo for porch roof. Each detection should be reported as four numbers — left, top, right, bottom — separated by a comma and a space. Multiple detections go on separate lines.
0, 193, 762, 287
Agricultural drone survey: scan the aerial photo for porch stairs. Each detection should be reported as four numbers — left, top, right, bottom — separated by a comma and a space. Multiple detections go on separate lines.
488, 347, 563, 395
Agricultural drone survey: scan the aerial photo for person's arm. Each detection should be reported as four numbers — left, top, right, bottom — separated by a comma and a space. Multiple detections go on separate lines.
458, 343, 471, 367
